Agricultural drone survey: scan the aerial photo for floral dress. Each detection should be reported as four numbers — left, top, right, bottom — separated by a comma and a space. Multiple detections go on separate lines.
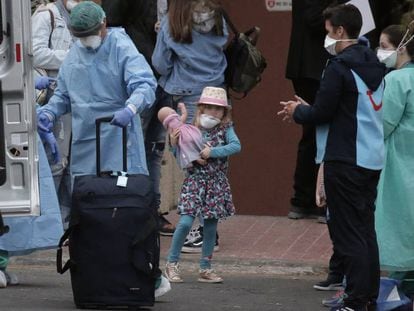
177, 124, 236, 219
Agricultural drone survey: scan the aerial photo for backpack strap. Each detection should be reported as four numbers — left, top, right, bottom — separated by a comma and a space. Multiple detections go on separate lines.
46, 9, 55, 48
34, 6, 55, 48
221, 9, 239, 36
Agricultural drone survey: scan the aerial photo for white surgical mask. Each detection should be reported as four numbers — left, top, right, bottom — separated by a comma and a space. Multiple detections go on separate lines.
65, 0, 79, 11
324, 35, 356, 56
324, 35, 339, 56
193, 11, 216, 33
199, 114, 221, 129
80, 35, 102, 50
377, 49, 398, 68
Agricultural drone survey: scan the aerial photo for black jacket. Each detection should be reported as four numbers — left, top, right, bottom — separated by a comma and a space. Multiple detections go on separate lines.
294, 44, 386, 168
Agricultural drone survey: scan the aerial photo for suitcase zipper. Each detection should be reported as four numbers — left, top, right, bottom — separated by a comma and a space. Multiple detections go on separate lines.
112, 207, 117, 218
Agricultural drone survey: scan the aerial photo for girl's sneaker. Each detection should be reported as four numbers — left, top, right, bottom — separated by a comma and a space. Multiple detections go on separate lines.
198, 269, 223, 283
165, 262, 183, 283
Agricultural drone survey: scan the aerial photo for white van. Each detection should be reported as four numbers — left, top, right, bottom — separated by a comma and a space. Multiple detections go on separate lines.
0, 0, 40, 233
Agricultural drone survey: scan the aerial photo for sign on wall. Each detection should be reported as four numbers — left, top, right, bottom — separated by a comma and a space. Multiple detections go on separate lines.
265, 0, 292, 12
347, 0, 375, 36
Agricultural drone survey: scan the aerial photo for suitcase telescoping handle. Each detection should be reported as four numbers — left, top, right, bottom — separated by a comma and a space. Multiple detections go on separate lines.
95, 116, 127, 176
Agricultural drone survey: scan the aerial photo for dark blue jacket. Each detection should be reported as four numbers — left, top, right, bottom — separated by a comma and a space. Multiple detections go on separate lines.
293, 44, 386, 170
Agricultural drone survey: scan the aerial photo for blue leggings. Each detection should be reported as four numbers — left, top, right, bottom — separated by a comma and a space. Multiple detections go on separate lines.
167, 215, 218, 269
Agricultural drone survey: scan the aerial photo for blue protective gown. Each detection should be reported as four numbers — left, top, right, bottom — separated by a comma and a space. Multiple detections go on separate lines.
0, 136, 63, 255
375, 62, 414, 271
40, 28, 157, 177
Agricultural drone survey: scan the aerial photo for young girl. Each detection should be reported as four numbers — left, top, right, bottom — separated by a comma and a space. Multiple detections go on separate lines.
165, 87, 241, 283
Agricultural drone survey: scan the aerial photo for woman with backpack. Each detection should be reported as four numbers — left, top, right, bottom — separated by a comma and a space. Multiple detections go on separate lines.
152, 0, 228, 123
151, 0, 228, 253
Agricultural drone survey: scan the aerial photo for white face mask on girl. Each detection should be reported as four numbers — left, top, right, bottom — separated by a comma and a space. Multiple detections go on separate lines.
79, 35, 102, 50
377, 49, 398, 68
65, 0, 79, 11
199, 114, 221, 129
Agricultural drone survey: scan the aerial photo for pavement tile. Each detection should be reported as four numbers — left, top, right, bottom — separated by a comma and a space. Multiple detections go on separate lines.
10, 214, 332, 275
161, 214, 332, 267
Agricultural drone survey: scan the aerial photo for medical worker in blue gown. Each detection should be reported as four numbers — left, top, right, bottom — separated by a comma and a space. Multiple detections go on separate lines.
37, 2, 157, 178
0, 137, 64, 288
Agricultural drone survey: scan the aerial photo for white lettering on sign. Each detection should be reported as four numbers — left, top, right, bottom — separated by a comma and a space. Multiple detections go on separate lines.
266, 0, 292, 11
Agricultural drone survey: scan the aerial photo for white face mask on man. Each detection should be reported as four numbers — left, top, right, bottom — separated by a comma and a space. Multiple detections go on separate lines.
65, 0, 79, 11
79, 34, 102, 50
324, 35, 357, 56
199, 114, 221, 129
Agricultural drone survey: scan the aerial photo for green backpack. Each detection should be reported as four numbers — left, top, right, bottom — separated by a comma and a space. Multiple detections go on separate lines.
223, 10, 267, 97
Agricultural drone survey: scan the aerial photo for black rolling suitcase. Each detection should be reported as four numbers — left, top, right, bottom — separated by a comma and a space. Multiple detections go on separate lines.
57, 117, 159, 309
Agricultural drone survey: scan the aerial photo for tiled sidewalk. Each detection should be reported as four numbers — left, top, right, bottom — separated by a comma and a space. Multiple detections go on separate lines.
160, 214, 333, 268
10, 214, 333, 275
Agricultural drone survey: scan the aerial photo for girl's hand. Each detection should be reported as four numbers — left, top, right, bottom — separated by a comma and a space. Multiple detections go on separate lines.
200, 144, 211, 159
170, 128, 180, 146
195, 158, 207, 166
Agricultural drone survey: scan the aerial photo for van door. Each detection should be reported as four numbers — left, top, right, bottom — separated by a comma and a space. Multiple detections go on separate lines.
0, 0, 40, 217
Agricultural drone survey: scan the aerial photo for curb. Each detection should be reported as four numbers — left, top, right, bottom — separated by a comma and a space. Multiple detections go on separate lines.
10, 250, 328, 277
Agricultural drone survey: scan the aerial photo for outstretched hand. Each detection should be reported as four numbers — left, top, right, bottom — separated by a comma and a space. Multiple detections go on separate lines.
277, 95, 309, 122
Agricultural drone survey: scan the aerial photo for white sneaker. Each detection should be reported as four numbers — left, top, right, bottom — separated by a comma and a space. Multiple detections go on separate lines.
155, 275, 171, 298
0, 270, 7, 288
5, 271, 19, 285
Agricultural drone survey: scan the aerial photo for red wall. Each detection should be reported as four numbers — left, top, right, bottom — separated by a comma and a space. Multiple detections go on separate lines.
222, 1, 301, 216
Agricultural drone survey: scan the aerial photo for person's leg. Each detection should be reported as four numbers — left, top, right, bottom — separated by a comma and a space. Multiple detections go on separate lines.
314, 247, 344, 290
289, 78, 319, 219
325, 162, 380, 310
199, 218, 218, 270
57, 167, 72, 230
142, 86, 175, 235
314, 213, 345, 289
167, 215, 195, 263
364, 170, 381, 308
198, 218, 222, 283
165, 215, 194, 282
